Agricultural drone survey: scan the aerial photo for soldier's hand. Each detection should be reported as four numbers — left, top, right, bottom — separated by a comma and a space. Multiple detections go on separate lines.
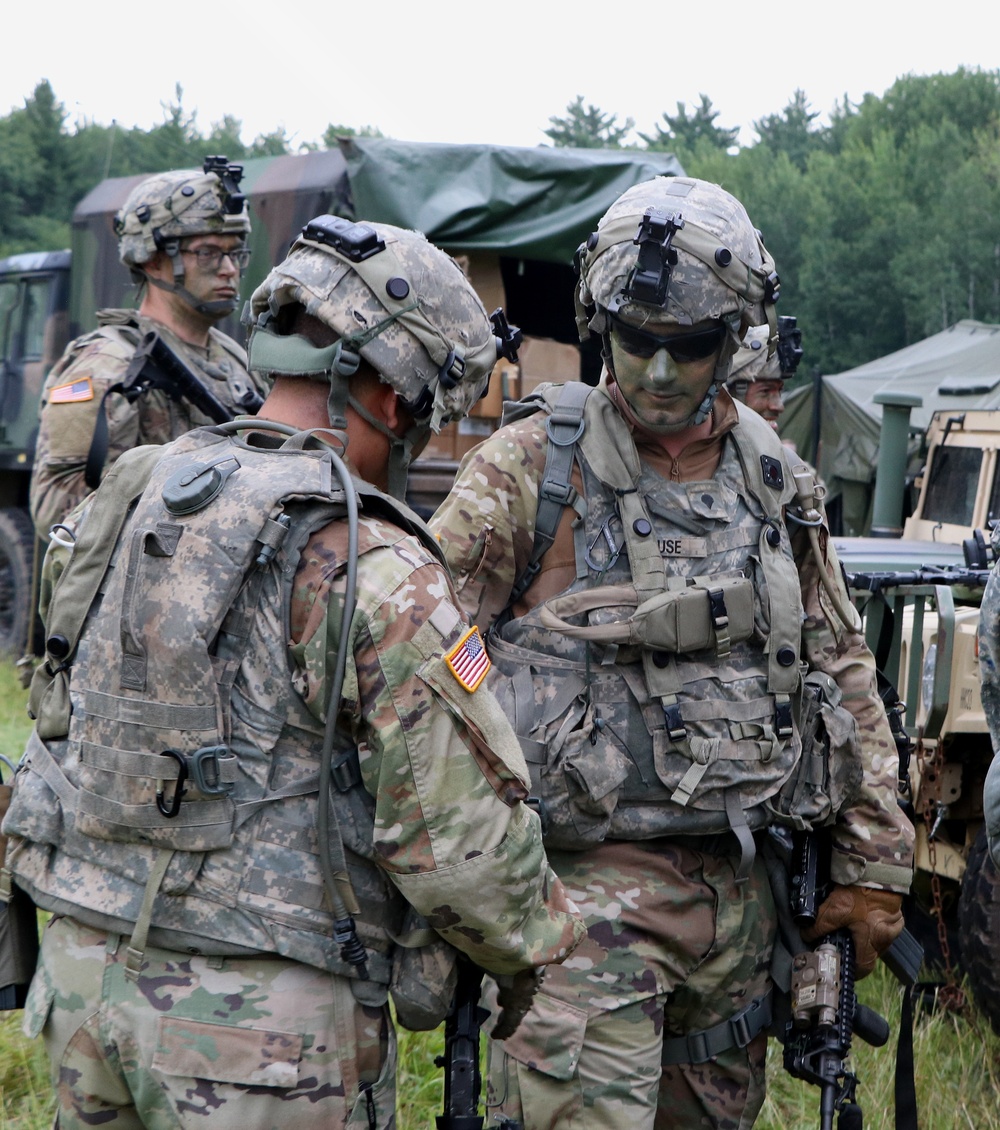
801, 884, 904, 978
491, 968, 541, 1041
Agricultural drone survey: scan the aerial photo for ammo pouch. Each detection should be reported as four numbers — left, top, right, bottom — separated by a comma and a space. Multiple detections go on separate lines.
769, 671, 863, 829
388, 905, 458, 1031
537, 574, 755, 655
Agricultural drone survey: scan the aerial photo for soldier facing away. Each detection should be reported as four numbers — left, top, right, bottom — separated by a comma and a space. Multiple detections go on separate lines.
29, 157, 268, 539
1, 216, 583, 1129
431, 177, 913, 1129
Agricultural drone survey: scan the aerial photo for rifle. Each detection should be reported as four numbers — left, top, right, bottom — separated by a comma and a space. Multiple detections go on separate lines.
0, 755, 39, 1010
85, 331, 263, 489
784, 832, 890, 1130
435, 960, 489, 1130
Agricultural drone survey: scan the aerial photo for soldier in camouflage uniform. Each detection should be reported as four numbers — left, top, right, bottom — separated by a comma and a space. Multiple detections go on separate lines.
431, 178, 914, 1129
30, 158, 268, 538
726, 323, 790, 431
1, 216, 583, 1130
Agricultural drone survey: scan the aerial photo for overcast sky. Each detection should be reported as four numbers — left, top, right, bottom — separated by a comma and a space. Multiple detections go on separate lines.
6, 0, 997, 152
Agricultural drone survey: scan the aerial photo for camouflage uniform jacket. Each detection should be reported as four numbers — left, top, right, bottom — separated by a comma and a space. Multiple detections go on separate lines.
29, 308, 266, 537
431, 380, 914, 894
4, 425, 582, 989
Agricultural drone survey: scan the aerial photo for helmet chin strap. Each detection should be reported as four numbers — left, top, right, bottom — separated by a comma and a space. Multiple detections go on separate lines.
344, 392, 426, 500
143, 243, 238, 319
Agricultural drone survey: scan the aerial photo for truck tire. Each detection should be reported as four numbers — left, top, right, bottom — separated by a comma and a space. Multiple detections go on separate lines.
958, 826, 1000, 1034
0, 507, 38, 658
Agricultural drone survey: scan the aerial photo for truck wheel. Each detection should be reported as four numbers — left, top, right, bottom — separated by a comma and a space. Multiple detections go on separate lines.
0, 507, 38, 658
958, 826, 1000, 1034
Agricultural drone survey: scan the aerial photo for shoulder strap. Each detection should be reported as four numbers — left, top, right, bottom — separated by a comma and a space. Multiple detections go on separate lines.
208, 326, 249, 368
508, 382, 592, 606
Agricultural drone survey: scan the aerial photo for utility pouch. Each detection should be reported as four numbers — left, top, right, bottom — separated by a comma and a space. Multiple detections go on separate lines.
537, 574, 755, 654
389, 906, 458, 1031
770, 671, 863, 829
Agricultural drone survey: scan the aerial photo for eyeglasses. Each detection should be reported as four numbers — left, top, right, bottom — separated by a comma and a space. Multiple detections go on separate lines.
180, 245, 252, 271
609, 314, 726, 364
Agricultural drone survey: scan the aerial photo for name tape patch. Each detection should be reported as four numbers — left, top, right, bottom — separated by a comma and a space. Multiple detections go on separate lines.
445, 625, 491, 692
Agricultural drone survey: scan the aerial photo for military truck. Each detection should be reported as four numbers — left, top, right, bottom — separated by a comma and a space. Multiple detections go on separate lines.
834, 401, 1000, 1030
0, 140, 683, 657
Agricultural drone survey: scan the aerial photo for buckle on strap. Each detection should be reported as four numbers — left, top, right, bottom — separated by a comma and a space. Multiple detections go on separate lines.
661, 990, 773, 1065
774, 697, 794, 739
663, 702, 687, 742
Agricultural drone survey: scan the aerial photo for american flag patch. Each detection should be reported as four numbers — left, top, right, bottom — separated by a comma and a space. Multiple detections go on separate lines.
444, 625, 491, 692
49, 377, 94, 404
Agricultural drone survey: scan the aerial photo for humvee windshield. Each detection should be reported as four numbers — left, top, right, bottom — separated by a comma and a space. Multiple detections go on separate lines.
922, 445, 983, 527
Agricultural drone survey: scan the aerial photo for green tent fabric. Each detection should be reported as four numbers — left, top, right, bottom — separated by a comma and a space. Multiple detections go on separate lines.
780, 320, 1000, 534
339, 137, 684, 262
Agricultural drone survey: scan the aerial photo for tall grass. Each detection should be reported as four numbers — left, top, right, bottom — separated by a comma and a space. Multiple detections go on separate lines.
3, 662, 1000, 1128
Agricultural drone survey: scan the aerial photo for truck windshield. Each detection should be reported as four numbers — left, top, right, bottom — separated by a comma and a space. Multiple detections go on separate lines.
922, 445, 983, 526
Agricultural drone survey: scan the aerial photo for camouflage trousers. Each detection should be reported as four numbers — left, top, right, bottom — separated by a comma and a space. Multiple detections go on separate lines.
485, 837, 776, 1130
23, 915, 394, 1130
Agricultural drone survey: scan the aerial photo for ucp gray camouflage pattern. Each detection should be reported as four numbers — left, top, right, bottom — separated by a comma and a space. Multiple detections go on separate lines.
575, 177, 779, 348
248, 220, 499, 432
8, 423, 581, 987
727, 324, 781, 388
29, 309, 263, 536
116, 165, 251, 269
484, 383, 863, 850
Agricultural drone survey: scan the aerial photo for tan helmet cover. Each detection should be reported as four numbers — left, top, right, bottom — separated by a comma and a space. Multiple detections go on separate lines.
727, 323, 782, 390
248, 220, 498, 432
116, 168, 251, 268
575, 177, 779, 356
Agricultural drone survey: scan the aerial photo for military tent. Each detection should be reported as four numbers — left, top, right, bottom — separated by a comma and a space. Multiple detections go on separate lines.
780, 320, 1000, 534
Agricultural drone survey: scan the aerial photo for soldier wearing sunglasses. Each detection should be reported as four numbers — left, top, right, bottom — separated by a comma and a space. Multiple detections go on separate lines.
30, 158, 267, 537
431, 177, 912, 1129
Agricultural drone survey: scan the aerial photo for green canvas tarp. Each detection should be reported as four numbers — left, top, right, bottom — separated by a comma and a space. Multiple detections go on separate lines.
780, 319, 1000, 533
70, 140, 684, 337
339, 137, 684, 262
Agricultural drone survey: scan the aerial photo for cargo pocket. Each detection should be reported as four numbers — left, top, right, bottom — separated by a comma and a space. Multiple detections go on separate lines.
152, 1016, 304, 1088
21, 959, 55, 1040
498, 989, 589, 1080
346, 1033, 396, 1129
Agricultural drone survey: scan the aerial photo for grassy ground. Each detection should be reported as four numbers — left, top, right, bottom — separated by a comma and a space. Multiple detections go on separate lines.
3, 662, 1000, 1129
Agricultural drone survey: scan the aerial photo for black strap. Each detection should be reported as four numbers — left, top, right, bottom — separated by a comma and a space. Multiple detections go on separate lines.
507, 383, 591, 607
661, 990, 772, 1065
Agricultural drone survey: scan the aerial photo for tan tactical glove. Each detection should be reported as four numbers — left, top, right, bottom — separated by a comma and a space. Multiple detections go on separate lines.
801, 884, 904, 978
491, 968, 542, 1041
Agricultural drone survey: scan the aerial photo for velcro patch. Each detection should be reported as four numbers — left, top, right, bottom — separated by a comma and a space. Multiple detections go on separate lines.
444, 625, 491, 692
49, 377, 94, 404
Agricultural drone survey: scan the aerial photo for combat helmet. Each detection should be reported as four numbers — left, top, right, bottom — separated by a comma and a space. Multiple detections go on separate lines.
114, 156, 251, 317
575, 176, 779, 425
246, 214, 520, 496
727, 315, 803, 400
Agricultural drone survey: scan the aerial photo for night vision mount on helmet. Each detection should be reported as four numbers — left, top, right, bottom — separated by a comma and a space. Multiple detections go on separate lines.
575, 177, 780, 425
114, 156, 251, 318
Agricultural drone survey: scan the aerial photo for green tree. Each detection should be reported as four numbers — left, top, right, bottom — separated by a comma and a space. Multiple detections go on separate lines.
544, 95, 634, 149
753, 90, 824, 171
641, 94, 738, 153
321, 122, 386, 149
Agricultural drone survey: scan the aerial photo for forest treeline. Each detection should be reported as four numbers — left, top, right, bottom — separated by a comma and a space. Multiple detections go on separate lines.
1, 70, 998, 375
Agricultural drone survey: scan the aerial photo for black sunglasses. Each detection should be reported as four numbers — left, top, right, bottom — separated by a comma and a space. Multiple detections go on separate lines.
609, 314, 726, 363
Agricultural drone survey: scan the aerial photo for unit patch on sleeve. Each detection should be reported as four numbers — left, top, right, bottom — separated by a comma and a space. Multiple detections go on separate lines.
49, 378, 94, 404
444, 625, 491, 692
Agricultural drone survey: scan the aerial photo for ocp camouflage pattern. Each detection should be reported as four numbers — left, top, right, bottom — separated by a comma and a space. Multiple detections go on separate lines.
30, 308, 263, 535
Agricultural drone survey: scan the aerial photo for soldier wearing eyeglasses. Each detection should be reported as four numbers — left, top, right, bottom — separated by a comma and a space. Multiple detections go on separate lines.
430, 177, 913, 1129
30, 158, 267, 537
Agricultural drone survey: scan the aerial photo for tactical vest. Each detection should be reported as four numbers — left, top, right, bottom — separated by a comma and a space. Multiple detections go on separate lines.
5, 425, 441, 990
488, 383, 860, 860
